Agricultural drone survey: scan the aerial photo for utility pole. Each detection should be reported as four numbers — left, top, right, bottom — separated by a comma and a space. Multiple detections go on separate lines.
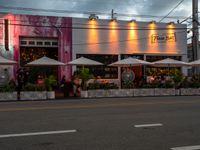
192, 0, 199, 73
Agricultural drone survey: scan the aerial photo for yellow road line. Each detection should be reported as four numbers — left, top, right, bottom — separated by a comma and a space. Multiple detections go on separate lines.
0, 100, 199, 112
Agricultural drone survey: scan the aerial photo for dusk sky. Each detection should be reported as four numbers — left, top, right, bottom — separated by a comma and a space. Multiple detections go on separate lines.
0, 0, 193, 23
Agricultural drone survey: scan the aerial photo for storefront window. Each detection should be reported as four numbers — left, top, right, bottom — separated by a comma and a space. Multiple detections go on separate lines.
146, 55, 181, 62
20, 47, 58, 83
120, 54, 144, 88
146, 55, 182, 76
76, 54, 118, 79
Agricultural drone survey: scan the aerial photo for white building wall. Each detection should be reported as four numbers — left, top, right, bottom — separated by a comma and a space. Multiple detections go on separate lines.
72, 18, 188, 75
72, 18, 187, 58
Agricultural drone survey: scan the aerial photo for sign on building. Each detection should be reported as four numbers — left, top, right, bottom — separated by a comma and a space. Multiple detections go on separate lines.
151, 33, 176, 43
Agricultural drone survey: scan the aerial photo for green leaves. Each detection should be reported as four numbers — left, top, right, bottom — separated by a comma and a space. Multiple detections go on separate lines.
78, 68, 94, 90
44, 75, 57, 91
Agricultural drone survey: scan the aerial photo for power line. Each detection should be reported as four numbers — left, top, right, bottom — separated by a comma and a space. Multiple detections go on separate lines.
180, 15, 192, 24
159, 0, 185, 22
0, 22, 188, 31
0, 29, 186, 46
1, 21, 187, 46
0, 18, 189, 29
0, 16, 188, 46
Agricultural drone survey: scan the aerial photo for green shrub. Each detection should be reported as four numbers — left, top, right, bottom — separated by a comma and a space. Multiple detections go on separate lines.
103, 83, 119, 89
23, 83, 36, 91
78, 68, 94, 90
23, 83, 46, 91
88, 82, 118, 90
88, 83, 101, 90
44, 75, 57, 91
36, 85, 46, 91
0, 84, 15, 92
122, 81, 134, 89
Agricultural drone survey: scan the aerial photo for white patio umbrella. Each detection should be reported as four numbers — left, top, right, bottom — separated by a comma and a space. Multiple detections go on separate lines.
26, 56, 65, 87
0, 55, 17, 65
109, 57, 153, 67
152, 58, 189, 76
152, 58, 189, 67
67, 57, 103, 66
188, 59, 200, 66
26, 56, 65, 66
109, 57, 152, 88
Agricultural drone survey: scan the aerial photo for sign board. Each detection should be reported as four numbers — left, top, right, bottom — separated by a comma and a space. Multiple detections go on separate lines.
151, 33, 176, 43
121, 70, 135, 82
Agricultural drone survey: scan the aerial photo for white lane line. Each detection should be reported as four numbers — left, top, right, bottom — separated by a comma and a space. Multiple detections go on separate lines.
0, 130, 77, 138
171, 145, 200, 150
134, 123, 163, 128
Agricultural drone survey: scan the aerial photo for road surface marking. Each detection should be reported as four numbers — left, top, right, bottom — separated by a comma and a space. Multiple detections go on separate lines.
0, 130, 77, 138
171, 145, 200, 150
0, 100, 199, 112
134, 123, 163, 128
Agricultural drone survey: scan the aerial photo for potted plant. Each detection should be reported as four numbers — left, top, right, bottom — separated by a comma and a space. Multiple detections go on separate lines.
44, 75, 57, 99
78, 68, 94, 97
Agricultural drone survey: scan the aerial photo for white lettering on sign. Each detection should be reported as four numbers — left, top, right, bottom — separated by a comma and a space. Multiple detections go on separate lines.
152, 33, 176, 43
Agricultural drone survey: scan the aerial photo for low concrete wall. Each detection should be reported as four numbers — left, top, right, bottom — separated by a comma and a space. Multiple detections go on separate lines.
154, 88, 176, 96
134, 89, 155, 97
20, 91, 47, 100
0, 92, 17, 101
0, 91, 54, 101
82, 88, 200, 98
180, 88, 200, 96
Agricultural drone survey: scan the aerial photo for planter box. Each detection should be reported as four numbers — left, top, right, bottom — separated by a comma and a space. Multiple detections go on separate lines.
84, 89, 134, 98
89, 89, 104, 98
20, 91, 47, 100
46, 91, 55, 99
116, 89, 134, 97
0, 92, 17, 101
81, 91, 88, 98
180, 88, 200, 96
155, 88, 175, 96
134, 88, 155, 97
81, 88, 200, 98
175, 89, 180, 96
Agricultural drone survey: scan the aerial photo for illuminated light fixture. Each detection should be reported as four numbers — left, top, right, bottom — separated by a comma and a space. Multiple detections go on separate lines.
130, 19, 136, 23
149, 20, 156, 24
89, 14, 99, 20
168, 21, 175, 25
111, 18, 117, 22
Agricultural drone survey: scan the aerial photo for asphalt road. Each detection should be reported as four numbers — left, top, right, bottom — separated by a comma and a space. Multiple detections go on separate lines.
0, 96, 200, 150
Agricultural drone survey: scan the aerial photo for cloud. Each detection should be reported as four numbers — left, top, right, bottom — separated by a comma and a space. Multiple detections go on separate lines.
0, 0, 193, 22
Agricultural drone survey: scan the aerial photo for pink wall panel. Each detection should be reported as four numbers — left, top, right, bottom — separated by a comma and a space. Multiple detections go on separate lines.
13, 15, 72, 79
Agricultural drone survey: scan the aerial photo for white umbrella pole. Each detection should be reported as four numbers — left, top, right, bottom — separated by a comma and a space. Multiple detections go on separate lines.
119, 67, 121, 89
143, 65, 146, 82
168, 65, 170, 77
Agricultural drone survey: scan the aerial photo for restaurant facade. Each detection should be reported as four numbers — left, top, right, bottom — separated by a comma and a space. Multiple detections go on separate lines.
0, 13, 187, 84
